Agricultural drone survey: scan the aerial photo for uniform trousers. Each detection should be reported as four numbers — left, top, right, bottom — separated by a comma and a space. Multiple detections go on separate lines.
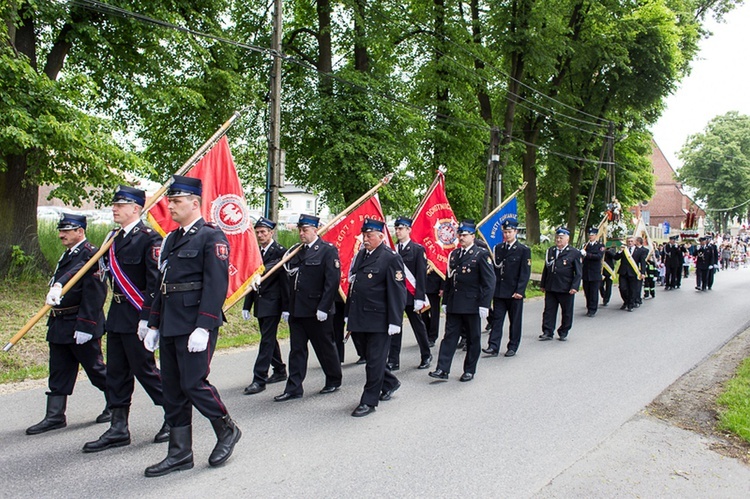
696, 268, 709, 290
487, 297, 523, 352
106, 332, 163, 408
542, 292, 575, 338
707, 267, 716, 288
582, 280, 601, 313
351, 332, 398, 406
389, 308, 431, 365
48, 340, 107, 397
665, 266, 681, 288
284, 316, 343, 396
423, 293, 442, 343
252, 315, 286, 385
159, 332, 226, 427
618, 276, 638, 308
437, 313, 481, 375
600, 276, 613, 304
333, 301, 364, 362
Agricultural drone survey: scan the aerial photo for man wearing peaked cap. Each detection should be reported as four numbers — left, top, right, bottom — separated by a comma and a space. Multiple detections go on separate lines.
241, 216, 289, 395
27, 213, 110, 436
275, 213, 343, 402
83, 185, 169, 453
388, 216, 432, 371
484, 217, 531, 358
581, 227, 605, 318
663, 235, 683, 290
539, 226, 582, 341
346, 218, 407, 417
144, 175, 241, 476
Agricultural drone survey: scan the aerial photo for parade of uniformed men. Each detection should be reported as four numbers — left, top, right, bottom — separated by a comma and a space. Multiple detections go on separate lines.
275, 214, 343, 401
388, 216, 432, 371
241, 217, 288, 395
663, 235, 684, 290
612, 236, 647, 312
144, 175, 241, 477
27, 213, 110, 436
581, 227, 605, 317
483, 218, 531, 357
540, 227, 582, 341
430, 220, 495, 381
83, 185, 169, 454
345, 218, 407, 417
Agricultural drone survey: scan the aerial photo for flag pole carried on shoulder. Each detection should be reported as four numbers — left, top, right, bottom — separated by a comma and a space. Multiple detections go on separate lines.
222, 173, 395, 312
476, 182, 528, 231
3, 111, 244, 352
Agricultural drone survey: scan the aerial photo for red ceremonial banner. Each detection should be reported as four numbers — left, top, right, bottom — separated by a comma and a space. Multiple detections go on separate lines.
147, 136, 264, 304
321, 194, 394, 299
410, 172, 458, 279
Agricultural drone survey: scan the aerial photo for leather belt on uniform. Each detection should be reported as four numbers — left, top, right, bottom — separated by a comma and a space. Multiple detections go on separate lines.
112, 293, 127, 303
50, 306, 79, 317
160, 282, 203, 294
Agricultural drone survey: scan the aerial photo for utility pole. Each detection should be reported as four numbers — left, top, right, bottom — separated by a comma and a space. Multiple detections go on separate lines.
265, 0, 283, 221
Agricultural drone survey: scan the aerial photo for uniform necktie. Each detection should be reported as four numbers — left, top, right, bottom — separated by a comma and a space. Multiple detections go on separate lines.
459, 249, 465, 259
364, 251, 371, 261
398, 243, 403, 254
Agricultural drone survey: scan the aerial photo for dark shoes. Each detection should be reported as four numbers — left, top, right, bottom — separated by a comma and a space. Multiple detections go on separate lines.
380, 381, 401, 401
386, 363, 400, 371
319, 385, 339, 394
456, 338, 466, 350
154, 421, 170, 443
428, 341, 436, 348
274, 392, 302, 402
26, 395, 67, 435
351, 404, 375, 417
504, 350, 516, 357
558, 336, 568, 341
620, 304, 627, 310
243, 382, 265, 395
586, 312, 596, 317
428, 369, 449, 380
459, 373, 474, 382
538, 335, 553, 341
355, 357, 367, 365
96, 405, 112, 424
208, 415, 241, 467
144, 425, 194, 477
418, 355, 432, 369
83, 407, 131, 453
266, 371, 288, 384
482, 348, 499, 356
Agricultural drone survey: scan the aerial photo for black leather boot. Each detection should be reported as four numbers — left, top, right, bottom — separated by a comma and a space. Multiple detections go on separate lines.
26, 395, 67, 435
153, 421, 170, 443
208, 415, 241, 467
82, 407, 131, 453
144, 425, 193, 477
95, 402, 111, 424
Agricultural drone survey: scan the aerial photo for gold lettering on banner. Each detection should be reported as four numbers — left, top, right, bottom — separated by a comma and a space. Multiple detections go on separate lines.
425, 204, 452, 217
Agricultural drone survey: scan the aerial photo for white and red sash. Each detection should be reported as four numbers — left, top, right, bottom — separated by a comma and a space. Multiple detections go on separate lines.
108, 231, 145, 310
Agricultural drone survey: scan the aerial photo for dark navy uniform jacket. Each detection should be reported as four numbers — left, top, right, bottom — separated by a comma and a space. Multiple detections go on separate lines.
612, 246, 647, 277
492, 241, 532, 299
148, 219, 229, 336
582, 241, 605, 281
346, 243, 407, 332
397, 240, 427, 306
243, 240, 288, 318
47, 240, 107, 344
104, 221, 162, 334
695, 244, 716, 270
286, 237, 340, 318
444, 244, 495, 314
540, 245, 582, 293
663, 243, 684, 268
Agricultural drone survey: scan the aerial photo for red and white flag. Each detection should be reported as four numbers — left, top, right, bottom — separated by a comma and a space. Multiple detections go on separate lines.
147, 136, 264, 305
321, 194, 395, 299
410, 171, 458, 279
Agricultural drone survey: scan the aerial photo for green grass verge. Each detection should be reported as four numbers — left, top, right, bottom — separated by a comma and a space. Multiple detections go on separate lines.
716, 357, 750, 444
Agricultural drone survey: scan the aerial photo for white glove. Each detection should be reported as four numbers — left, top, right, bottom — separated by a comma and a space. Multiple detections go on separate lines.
281, 311, 290, 322
144, 329, 160, 352
73, 331, 93, 344
46, 283, 63, 306
242, 309, 251, 320
479, 307, 489, 321
580, 249, 586, 256
250, 274, 261, 291
441, 304, 447, 313
137, 320, 149, 341
388, 324, 401, 335
414, 299, 426, 312
187, 327, 210, 352
344, 316, 348, 326
316, 310, 328, 322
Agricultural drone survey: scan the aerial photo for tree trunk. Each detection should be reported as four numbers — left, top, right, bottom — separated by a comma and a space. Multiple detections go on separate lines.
433, 0, 450, 170
522, 143, 540, 245
317, 0, 333, 96
567, 164, 584, 233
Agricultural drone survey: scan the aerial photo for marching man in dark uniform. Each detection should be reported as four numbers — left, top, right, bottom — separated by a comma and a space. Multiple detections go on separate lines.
663, 235, 684, 290
83, 186, 169, 453
706, 236, 719, 290
581, 227, 605, 317
429, 220, 495, 381
27, 213, 110, 435
274, 214, 343, 402
612, 236, 646, 311
346, 219, 407, 417
539, 227, 582, 341
144, 175, 240, 477
388, 216, 432, 370
600, 247, 616, 306
483, 218, 531, 357
695, 236, 712, 291
242, 217, 288, 395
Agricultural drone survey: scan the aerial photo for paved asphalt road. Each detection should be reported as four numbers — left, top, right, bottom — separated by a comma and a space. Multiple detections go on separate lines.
2, 270, 750, 497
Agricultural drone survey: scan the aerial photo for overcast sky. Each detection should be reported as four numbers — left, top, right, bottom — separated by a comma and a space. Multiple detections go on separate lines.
650, 1, 750, 169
